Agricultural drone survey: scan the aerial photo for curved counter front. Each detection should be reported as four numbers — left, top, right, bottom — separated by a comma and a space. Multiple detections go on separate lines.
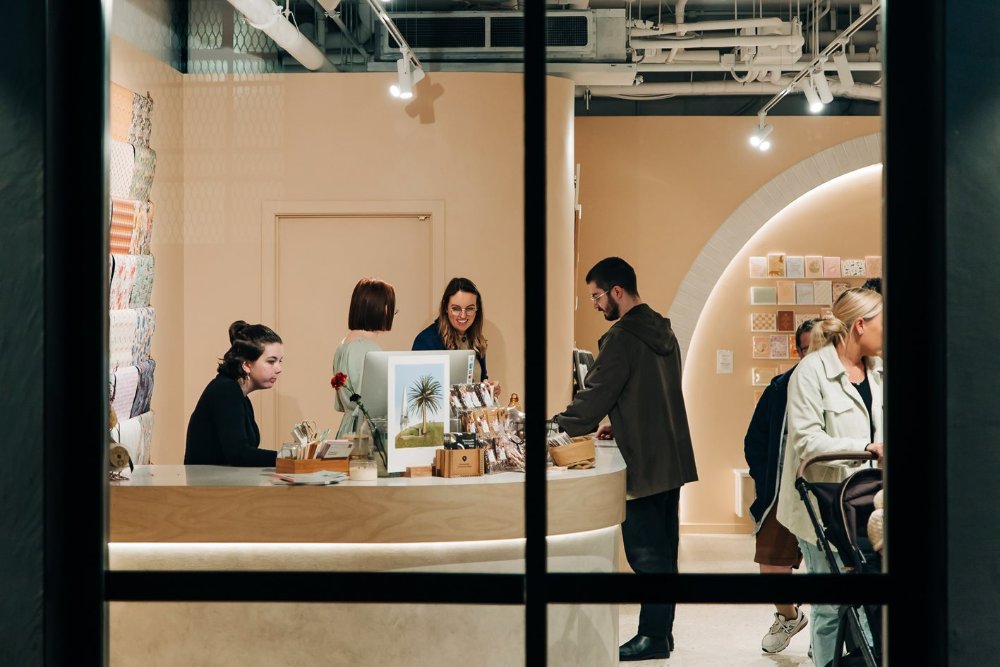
109, 445, 627, 667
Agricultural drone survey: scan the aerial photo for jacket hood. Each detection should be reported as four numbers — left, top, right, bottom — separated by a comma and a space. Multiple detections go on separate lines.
610, 303, 676, 355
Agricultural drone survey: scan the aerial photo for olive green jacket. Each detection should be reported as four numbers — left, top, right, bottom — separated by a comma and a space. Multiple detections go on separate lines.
556, 303, 698, 499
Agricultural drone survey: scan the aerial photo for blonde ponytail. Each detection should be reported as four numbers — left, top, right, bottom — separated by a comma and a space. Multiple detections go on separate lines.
808, 288, 883, 353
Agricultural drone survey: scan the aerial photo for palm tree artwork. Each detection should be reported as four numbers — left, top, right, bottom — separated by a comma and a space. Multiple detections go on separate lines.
407, 374, 443, 435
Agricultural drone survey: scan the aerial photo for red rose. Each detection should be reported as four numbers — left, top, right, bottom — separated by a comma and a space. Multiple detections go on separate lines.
331, 372, 349, 390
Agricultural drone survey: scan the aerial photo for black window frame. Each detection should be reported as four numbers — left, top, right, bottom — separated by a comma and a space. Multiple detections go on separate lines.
45, 1, 948, 664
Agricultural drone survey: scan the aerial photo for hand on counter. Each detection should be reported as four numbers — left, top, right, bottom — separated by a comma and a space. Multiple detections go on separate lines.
595, 424, 614, 440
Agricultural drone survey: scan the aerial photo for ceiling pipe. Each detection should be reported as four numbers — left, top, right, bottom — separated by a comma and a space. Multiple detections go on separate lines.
637, 60, 881, 73
631, 16, 782, 37
579, 80, 880, 101
631, 34, 804, 50
226, 0, 337, 71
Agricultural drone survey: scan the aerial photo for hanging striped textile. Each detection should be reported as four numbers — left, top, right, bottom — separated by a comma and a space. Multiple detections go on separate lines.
131, 359, 156, 418
109, 253, 138, 310
110, 365, 140, 424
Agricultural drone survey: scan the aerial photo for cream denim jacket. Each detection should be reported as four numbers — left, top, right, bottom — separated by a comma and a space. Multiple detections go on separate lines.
776, 343, 884, 543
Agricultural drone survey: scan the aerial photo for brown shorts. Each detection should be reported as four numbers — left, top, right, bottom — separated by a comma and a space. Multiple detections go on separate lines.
754, 509, 803, 568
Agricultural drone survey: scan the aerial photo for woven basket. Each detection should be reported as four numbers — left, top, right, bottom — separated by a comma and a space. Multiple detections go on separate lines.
549, 436, 596, 469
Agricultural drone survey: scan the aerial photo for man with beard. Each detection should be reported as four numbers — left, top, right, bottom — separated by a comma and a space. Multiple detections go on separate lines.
553, 256, 698, 662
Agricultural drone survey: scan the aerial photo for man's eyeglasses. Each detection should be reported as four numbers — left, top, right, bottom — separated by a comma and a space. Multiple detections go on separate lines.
449, 305, 477, 316
590, 289, 611, 303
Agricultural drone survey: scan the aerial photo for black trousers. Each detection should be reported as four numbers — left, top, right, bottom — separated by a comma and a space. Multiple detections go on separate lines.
621, 487, 681, 641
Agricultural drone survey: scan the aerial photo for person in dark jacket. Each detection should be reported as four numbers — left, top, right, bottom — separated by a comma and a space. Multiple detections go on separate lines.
744, 318, 817, 654
554, 257, 698, 662
412, 277, 496, 392
184, 320, 283, 467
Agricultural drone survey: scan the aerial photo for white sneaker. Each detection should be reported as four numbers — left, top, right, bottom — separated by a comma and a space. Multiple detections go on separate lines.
761, 609, 808, 654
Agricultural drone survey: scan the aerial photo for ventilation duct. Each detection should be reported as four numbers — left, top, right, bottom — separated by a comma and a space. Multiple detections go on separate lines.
376, 10, 627, 63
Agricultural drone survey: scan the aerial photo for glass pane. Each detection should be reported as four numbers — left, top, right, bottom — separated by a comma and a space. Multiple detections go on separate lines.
110, 602, 525, 664
568, 601, 885, 665
110, 0, 527, 574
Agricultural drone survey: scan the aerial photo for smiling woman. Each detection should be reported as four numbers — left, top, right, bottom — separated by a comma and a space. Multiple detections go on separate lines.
412, 277, 493, 386
183, 320, 284, 467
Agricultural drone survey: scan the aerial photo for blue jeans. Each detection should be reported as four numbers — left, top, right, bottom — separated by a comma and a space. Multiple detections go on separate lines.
798, 538, 873, 666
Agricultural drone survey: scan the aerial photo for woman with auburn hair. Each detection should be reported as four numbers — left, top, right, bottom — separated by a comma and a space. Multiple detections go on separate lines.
185, 320, 284, 466
776, 287, 884, 666
412, 277, 493, 386
332, 278, 396, 438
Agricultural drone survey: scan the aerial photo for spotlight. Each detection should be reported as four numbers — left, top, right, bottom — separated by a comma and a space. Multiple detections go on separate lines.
749, 122, 774, 148
759, 139, 772, 151
833, 52, 855, 89
389, 56, 425, 100
813, 70, 834, 104
801, 77, 823, 113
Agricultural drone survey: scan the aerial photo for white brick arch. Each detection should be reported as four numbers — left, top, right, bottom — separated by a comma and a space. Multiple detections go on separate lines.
667, 133, 882, 361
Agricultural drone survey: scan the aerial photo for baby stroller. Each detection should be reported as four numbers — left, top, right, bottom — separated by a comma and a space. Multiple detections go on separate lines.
795, 452, 883, 667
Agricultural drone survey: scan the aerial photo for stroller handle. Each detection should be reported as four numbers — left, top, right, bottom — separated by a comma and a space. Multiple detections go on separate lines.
795, 450, 877, 481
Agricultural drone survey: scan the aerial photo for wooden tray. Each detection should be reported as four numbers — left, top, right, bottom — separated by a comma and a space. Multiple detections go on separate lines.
275, 457, 349, 474
549, 437, 596, 468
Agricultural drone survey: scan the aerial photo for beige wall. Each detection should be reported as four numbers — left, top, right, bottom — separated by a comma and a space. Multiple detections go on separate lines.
175, 72, 575, 463
574, 116, 882, 532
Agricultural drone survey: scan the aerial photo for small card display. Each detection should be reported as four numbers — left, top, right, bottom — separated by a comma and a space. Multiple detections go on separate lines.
767, 253, 786, 277
769, 335, 789, 359
752, 367, 778, 387
749, 256, 767, 278
832, 282, 850, 303
813, 280, 833, 305
785, 256, 805, 278
751, 312, 777, 332
752, 336, 771, 359
841, 258, 866, 277
805, 256, 824, 278
865, 255, 883, 278
751, 286, 777, 305
823, 257, 842, 278
776, 310, 795, 332
776, 280, 796, 305
795, 282, 815, 305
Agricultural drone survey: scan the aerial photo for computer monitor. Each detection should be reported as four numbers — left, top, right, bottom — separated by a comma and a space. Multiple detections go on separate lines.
573, 348, 595, 396
359, 350, 475, 419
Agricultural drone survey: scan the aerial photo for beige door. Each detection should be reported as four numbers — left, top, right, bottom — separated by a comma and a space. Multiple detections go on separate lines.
268, 214, 436, 446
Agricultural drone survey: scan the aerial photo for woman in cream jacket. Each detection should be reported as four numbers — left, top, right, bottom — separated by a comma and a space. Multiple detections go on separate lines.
776, 287, 883, 667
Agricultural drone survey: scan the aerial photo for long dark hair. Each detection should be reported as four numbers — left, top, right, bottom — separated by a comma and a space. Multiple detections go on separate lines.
437, 277, 487, 356
217, 320, 282, 379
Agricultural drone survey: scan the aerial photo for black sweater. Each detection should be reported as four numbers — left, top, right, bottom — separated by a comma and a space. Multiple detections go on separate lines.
184, 373, 277, 467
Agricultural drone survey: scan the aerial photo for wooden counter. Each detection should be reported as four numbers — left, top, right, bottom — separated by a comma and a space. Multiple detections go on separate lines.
110, 445, 626, 543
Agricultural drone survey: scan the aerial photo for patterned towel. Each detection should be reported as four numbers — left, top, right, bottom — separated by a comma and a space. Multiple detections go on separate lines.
129, 255, 155, 308
110, 83, 134, 143
109, 253, 138, 310
130, 201, 155, 255
138, 410, 155, 464
131, 307, 156, 364
129, 92, 154, 147
109, 141, 135, 199
109, 197, 139, 254
110, 365, 140, 424
131, 359, 156, 418
129, 145, 157, 201
109, 309, 138, 372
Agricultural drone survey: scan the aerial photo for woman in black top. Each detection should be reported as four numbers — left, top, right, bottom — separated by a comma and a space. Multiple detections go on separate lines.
184, 320, 284, 466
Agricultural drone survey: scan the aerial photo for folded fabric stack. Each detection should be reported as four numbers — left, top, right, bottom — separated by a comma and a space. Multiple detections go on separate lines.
108, 82, 156, 464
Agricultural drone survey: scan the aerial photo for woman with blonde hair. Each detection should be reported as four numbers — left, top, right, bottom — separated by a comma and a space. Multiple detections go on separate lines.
776, 287, 884, 666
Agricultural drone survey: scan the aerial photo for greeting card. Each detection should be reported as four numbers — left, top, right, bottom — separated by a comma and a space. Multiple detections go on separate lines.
813, 280, 833, 305
832, 282, 850, 303
770, 335, 790, 359
823, 257, 842, 278
776, 281, 796, 305
841, 258, 866, 277
776, 310, 795, 332
767, 253, 786, 277
749, 256, 767, 278
785, 256, 805, 278
752, 367, 778, 387
751, 312, 777, 332
805, 256, 824, 278
753, 336, 771, 359
865, 255, 883, 279
751, 286, 777, 305
795, 282, 815, 305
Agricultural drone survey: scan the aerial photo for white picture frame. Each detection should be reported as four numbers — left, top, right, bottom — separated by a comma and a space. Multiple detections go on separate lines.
386, 354, 450, 473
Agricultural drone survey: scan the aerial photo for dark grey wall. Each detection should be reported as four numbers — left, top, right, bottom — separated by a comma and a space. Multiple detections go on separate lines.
1, 3, 108, 664
0, 0, 46, 659
945, 1, 1000, 664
